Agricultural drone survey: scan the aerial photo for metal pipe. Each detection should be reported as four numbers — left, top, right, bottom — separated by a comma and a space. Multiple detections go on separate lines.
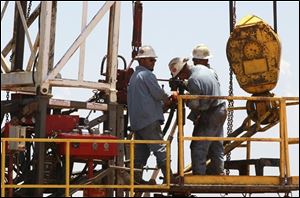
1, 140, 6, 197
35, 94, 49, 197
65, 142, 70, 197
246, 140, 251, 175
8, 152, 13, 197
229, 1, 234, 33
131, 1, 143, 58
288, 138, 299, 144
1, 138, 168, 144
166, 141, 170, 187
178, 97, 184, 178
130, 140, 134, 197
183, 137, 281, 142
279, 99, 286, 178
273, 1, 277, 33
180, 95, 299, 101
280, 99, 290, 177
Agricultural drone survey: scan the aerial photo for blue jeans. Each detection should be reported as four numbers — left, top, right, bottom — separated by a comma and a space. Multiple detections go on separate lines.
190, 103, 227, 175
134, 121, 167, 170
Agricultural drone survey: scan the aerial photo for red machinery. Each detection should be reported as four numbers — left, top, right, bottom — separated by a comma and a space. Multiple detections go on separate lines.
2, 113, 118, 197
57, 133, 117, 159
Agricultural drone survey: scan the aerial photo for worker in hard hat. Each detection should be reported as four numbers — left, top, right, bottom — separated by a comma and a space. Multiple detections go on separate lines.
127, 45, 175, 184
168, 53, 227, 175
192, 44, 219, 83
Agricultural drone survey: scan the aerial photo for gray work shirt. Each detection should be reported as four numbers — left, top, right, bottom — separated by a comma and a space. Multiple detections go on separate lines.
187, 65, 224, 114
127, 66, 168, 131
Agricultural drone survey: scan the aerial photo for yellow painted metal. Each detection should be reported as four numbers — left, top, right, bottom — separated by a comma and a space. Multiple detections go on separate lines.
1, 140, 6, 197
279, 99, 286, 178
177, 96, 184, 178
228, 106, 247, 110
286, 101, 299, 106
3, 184, 170, 189
246, 140, 251, 175
183, 137, 281, 142
65, 142, 70, 197
1, 94, 298, 195
237, 15, 264, 25
280, 99, 290, 177
4, 184, 69, 188
184, 175, 281, 185
180, 95, 299, 102
1, 138, 171, 196
288, 138, 299, 144
177, 95, 298, 187
130, 141, 134, 197
226, 15, 281, 94
166, 141, 170, 187
0, 138, 167, 144
291, 176, 299, 185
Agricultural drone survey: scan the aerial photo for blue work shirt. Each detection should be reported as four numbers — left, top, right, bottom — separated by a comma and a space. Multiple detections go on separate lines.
187, 65, 224, 113
127, 66, 168, 131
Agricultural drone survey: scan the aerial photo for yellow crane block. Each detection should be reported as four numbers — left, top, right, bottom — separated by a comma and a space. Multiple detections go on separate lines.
226, 15, 281, 94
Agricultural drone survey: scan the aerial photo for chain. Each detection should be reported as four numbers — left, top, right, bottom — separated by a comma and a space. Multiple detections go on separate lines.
26, 1, 32, 19
232, 1, 236, 26
226, 1, 236, 176
9, 53, 14, 63
5, 91, 10, 123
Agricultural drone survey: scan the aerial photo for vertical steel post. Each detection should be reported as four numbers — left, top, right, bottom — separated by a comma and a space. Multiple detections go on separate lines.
34, 93, 49, 196
1, 140, 6, 197
280, 99, 290, 178
38, 1, 52, 93
48, 1, 57, 72
129, 140, 134, 197
65, 141, 70, 197
178, 96, 184, 178
34, 2, 52, 196
273, 1, 277, 33
11, 1, 27, 72
229, 1, 234, 33
106, 1, 120, 103
246, 120, 251, 175
279, 99, 286, 179
105, 2, 121, 196
116, 105, 125, 197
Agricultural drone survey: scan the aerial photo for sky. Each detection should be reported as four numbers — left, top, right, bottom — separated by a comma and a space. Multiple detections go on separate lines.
1, 1, 299, 197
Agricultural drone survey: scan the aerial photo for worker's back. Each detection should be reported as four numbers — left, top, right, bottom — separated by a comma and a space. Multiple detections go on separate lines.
187, 65, 223, 111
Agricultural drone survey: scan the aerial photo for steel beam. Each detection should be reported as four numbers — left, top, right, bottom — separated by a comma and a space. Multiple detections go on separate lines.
11, 1, 27, 72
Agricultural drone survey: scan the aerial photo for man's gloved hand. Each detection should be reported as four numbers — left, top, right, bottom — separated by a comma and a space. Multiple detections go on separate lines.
170, 91, 178, 102
163, 92, 178, 112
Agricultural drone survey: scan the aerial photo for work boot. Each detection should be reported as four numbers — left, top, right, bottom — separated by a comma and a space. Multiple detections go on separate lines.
134, 164, 144, 184
160, 166, 177, 184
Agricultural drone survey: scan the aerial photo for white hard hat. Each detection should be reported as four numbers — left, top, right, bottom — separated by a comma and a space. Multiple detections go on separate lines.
135, 45, 158, 59
192, 44, 213, 59
168, 57, 189, 77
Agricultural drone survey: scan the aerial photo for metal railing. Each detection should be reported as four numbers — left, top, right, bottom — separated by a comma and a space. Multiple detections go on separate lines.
177, 95, 299, 184
1, 138, 170, 197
